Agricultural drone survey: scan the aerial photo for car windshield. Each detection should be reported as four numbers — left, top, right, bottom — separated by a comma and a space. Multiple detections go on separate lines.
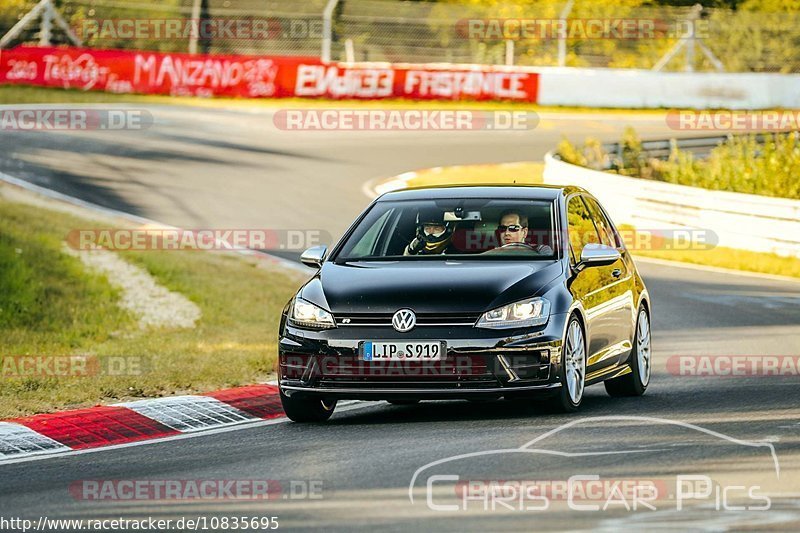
335, 198, 557, 261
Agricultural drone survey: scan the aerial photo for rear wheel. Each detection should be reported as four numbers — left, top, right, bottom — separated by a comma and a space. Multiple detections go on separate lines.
554, 316, 586, 412
605, 305, 651, 397
280, 389, 337, 422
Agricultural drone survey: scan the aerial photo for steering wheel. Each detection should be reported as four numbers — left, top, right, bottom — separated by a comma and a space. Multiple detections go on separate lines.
500, 241, 536, 250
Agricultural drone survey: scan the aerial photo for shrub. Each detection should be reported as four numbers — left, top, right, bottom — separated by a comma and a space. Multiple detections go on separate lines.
556, 129, 800, 199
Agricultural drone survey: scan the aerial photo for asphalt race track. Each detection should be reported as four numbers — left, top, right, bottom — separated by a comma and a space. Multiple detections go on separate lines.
1, 105, 799, 531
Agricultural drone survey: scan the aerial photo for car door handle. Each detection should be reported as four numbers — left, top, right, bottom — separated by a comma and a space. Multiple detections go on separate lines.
611, 268, 622, 278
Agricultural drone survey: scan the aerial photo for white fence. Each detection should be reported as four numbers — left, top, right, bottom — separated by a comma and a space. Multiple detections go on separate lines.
535, 67, 800, 109
543, 152, 800, 258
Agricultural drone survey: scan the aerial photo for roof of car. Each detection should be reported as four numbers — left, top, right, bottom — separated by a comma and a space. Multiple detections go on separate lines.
377, 184, 585, 202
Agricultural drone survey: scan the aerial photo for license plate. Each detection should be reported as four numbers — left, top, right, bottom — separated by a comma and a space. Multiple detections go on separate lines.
361, 341, 445, 361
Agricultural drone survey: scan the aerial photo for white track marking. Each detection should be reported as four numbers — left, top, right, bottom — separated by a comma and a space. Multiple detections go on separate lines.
116, 396, 256, 431
0, 422, 71, 459
0, 402, 376, 467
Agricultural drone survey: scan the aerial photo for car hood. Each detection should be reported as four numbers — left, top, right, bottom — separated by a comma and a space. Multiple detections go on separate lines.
300, 260, 563, 315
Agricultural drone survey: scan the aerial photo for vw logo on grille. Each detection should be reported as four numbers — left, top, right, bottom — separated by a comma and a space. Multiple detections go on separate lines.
392, 309, 416, 332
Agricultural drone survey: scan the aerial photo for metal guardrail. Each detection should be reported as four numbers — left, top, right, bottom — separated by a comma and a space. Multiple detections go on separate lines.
543, 151, 800, 258
601, 131, 798, 165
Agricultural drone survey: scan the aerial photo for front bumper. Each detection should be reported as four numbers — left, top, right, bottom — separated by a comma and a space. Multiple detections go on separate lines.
278, 313, 568, 400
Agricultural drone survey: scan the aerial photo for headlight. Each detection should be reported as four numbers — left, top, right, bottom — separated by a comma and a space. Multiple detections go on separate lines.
289, 298, 336, 329
476, 297, 550, 329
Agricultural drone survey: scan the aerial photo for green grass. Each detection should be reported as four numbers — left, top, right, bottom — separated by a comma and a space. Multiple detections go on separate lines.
614, 224, 800, 279
0, 193, 305, 418
558, 127, 800, 200
402, 162, 544, 189
632, 247, 800, 279
0, 84, 671, 114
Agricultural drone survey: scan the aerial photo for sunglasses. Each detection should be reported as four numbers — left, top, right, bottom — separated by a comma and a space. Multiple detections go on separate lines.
498, 224, 525, 232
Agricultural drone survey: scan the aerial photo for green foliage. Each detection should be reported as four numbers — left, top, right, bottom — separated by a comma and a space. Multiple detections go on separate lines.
556, 128, 800, 199
556, 136, 608, 170
0, 202, 132, 341
556, 137, 588, 166
661, 132, 800, 198
0, 195, 303, 417
434, 0, 800, 71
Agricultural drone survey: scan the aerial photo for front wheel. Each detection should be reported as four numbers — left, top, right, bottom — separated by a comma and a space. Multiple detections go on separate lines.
280, 389, 337, 422
554, 316, 586, 412
605, 305, 651, 397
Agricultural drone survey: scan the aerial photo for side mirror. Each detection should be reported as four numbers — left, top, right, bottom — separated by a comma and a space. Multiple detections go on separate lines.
580, 243, 620, 267
300, 245, 328, 268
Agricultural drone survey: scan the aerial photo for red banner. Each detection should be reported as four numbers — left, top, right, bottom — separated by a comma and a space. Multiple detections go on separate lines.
0, 46, 539, 102
292, 63, 538, 101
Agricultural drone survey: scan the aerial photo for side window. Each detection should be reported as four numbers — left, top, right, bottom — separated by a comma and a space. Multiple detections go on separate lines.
584, 197, 619, 248
567, 196, 601, 264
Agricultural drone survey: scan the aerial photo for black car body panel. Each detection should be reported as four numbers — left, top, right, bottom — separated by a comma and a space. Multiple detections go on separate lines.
300, 260, 564, 315
278, 185, 650, 404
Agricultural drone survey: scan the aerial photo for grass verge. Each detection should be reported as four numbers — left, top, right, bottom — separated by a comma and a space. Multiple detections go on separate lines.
0, 189, 305, 418
615, 223, 800, 279
0, 84, 670, 114
631, 248, 800, 279
401, 162, 544, 189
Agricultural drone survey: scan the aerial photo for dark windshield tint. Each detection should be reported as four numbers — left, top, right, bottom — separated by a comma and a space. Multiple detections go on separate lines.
335, 198, 557, 261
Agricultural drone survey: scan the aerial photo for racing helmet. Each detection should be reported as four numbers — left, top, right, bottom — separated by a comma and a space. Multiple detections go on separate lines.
415, 207, 453, 252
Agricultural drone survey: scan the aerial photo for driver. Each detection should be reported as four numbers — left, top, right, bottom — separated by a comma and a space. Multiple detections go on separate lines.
496, 210, 553, 254
404, 208, 454, 255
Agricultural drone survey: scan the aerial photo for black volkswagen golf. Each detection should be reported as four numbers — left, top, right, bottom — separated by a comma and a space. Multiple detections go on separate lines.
278, 185, 651, 421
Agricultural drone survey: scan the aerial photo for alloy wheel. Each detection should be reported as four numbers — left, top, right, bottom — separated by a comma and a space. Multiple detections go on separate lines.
564, 320, 586, 405
636, 309, 651, 387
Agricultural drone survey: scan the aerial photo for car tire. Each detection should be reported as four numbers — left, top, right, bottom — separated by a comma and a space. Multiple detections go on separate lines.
605, 305, 651, 397
386, 399, 420, 405
280, 389, 337, 422
554, 315, 586, 413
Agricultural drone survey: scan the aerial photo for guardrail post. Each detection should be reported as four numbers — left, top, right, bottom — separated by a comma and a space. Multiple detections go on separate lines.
504, 40, 514, 66
188, 0, 211, 54
322, 0, 340, 63
39, 0, 53, 46
653, 4, 723, 72
344, 38, 355, 62
0, 0, 82, 49
557, 0, 574, 67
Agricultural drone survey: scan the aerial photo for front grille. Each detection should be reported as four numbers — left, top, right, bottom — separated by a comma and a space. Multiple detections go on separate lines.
316, 377, 502, 390
335, 312, 480, 327
279, 351, 550, 386
280, 353, 494, 381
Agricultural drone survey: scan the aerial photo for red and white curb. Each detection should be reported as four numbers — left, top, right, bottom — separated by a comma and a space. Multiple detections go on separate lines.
0, 384, 285, 461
